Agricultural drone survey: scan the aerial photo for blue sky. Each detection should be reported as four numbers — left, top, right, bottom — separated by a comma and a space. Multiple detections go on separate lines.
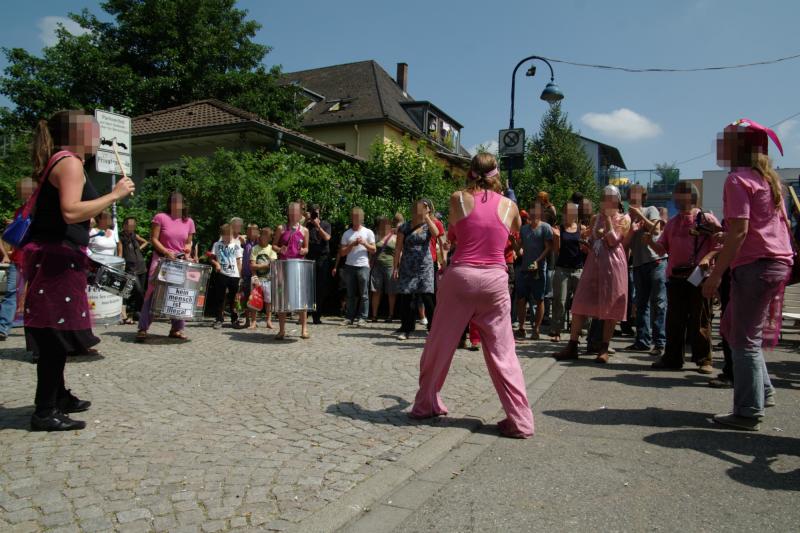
2, 0, 799, 180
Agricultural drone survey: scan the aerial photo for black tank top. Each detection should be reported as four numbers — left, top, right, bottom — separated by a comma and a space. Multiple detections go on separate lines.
555, 225, 585, 269
30, 155, 99, 247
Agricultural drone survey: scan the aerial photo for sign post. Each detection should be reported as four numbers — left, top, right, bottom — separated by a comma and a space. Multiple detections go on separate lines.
498, 128, 525, 202
95, 109, 132, 237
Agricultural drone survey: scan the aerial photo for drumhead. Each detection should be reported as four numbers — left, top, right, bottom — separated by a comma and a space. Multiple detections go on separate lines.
90, 254, 125, 268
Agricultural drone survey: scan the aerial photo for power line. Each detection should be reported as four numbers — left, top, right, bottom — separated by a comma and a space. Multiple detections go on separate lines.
675, 111, 800, 166
543, 53, 800, 73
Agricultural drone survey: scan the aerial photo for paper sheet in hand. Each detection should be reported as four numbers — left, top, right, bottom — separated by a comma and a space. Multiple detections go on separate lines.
687, 266, 707, 287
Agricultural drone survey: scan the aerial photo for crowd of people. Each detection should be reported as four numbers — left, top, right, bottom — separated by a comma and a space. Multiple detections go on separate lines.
1, 110, 797, 435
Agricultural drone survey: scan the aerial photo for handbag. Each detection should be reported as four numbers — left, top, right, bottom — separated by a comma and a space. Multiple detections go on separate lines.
2, 150, 76, 248
247, 281, 264, 311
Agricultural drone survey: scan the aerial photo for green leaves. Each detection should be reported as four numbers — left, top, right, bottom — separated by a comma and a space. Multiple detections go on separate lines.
510, 103, 598, 214
1, 0, 301, 129
125, 141, 457, 252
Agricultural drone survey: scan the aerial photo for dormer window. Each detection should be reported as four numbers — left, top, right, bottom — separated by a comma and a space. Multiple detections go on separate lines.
326, 99, 353, 113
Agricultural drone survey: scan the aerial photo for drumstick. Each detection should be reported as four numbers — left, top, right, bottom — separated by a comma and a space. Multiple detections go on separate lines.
111, 139, 133, 197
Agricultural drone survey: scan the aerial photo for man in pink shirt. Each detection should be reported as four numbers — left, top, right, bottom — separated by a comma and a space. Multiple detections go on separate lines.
645, 181, 720, 374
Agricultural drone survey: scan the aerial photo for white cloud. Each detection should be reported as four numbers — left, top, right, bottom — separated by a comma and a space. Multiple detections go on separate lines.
468, 139, 498, 156
581, 108, 662, 141
38, 16, 89, 47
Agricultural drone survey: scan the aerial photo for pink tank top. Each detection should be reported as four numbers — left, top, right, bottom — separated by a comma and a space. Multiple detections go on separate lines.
451, 190, 510, 266
278, 226, 304, 259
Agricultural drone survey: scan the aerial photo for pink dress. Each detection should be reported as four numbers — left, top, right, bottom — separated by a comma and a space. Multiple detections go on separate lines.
570, 213, 630, 321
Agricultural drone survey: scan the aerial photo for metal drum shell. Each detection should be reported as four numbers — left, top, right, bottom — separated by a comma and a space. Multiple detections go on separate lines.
271, 259, 316, 313
86, 254, 127, 325
151, 258, 212, 321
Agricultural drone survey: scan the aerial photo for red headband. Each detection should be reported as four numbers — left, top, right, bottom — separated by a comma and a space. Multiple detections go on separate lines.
725, 118, 784, 156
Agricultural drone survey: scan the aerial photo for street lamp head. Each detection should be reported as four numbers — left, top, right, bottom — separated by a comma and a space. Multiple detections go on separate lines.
540, 81, 564, 104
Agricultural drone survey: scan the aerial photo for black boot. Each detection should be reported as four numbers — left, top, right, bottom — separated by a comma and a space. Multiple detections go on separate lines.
31, 409, 86, 432
553, 340, 580, 360
57, 390, 91, 413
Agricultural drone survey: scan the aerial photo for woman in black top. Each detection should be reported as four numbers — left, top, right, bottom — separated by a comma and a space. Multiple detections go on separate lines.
549, 202, 587, 341
23, 110, 135, 432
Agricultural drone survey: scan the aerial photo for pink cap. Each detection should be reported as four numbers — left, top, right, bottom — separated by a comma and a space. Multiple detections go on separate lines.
725, 118, 784, 156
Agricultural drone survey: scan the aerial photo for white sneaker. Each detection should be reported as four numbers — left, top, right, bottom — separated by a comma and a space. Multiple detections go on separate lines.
345, 319, 354, 326
418, 317, 428, 326
356, 319, 367, 327
396, 333, 408, 341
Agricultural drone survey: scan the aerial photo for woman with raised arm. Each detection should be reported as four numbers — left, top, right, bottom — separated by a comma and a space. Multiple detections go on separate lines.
23, 110, 135, 431
410, 153, 534, 438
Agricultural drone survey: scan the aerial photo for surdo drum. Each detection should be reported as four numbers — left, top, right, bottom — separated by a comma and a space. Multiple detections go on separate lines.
87, 254, 135, 325
271, 259, 315, 313
151, 258, 211, 320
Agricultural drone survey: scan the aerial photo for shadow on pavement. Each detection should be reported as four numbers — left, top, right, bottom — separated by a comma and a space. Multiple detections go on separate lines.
542, 407, 714, 429
223, 331, 299, 344
103, 331, 191, 345
0, 405, 34, 430
767, 359, 800, 390
591, 373, 709, 389
0, 348, 32, 363
326, 395, 496, 434
644, 429, 800, 491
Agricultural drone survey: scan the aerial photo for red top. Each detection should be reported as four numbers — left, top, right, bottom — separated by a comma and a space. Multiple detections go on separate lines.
450, 191, 510, 267
428, 219, 445, 262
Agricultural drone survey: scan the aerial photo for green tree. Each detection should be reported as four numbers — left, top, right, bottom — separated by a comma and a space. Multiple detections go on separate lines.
0, 0, 301, 129
122, 139, 457, 251
510, 103, 598, 217
654, 162, 680, 191
0, 129, 33, 222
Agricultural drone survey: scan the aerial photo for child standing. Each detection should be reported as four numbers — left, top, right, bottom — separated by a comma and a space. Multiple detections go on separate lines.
210, 223, 243, 329
250, 227, 277, 329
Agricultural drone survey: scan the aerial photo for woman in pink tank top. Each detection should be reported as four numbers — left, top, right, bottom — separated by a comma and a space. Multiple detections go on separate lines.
411, 154, 535, 438
272, 202, 310, 340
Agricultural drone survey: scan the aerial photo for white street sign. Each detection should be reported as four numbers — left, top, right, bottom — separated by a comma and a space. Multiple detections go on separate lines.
95, 109, 132, 176
498, 128, 525, 156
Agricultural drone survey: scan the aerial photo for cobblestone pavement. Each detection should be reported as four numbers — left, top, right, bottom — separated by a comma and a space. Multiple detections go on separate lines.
0, 318, 548, 532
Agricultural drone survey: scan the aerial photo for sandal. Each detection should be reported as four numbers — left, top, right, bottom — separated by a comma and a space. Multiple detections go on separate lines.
119, 318, 135, 325
136, 330, 148, 342
168, 330, 188, 340
274, 333, 286, 341
300, 332, 311, 340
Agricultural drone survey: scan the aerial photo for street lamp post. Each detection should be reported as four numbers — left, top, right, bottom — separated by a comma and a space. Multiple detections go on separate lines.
505, 55, 564, 201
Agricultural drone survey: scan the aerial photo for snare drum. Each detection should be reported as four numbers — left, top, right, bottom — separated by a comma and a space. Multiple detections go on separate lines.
271, 259, 315, 313
87, 254, 134, 325
151, 258, 211, 320
0, 264, 8, 295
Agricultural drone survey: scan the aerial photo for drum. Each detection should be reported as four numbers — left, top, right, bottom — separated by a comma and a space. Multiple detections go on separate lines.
0, 264, 8, 295
271, 259, 315, 313
87, 254, 133, 325
151, 258, 211, 320
261, 279, 272, 305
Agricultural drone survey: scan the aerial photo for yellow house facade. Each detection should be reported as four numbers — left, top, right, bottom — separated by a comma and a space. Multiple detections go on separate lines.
282, 61, 471, 178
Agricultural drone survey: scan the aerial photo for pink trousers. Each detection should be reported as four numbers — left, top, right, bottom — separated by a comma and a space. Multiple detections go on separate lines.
411, 264, 534, 437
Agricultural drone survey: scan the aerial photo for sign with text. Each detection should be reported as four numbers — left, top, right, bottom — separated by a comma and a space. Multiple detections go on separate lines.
162, 287, 197, 319
95, 109, 132, 175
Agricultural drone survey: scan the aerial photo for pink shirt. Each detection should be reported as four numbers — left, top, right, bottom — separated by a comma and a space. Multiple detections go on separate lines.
152, 212, 196, 254
450, 190, 509, 267
658, 208, 721, 277
723, 168, 794, 270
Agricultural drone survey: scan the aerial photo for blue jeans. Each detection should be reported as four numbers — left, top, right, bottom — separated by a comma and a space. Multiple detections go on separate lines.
344, 265, 370, 320
729, 260, 790, 418
633, 260, 667, 348
0, 263, 18, 336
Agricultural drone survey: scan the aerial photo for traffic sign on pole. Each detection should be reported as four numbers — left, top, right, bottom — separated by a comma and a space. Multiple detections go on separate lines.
498, 128, 525, 156
95, 109, 132, 176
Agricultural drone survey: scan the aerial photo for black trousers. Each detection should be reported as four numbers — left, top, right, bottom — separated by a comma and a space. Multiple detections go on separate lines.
29, 328, 69, 415
399, 292, 434, 334
311, 255, 332, 322
126, 272, 148, 316
663, 278, 712, 367
211, 272, 240, 323
719, 268, 733, 380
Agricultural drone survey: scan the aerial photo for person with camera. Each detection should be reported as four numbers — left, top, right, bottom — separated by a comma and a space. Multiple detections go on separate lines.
305, 204, 332, 324
513, 199, 553, 340
645, 181, 720, 373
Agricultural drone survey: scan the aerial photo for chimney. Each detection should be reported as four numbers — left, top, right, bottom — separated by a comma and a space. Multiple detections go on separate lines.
396, 62, 408, 93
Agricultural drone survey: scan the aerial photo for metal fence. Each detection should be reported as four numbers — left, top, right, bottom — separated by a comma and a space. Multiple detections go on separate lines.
606, 168, 680, 196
